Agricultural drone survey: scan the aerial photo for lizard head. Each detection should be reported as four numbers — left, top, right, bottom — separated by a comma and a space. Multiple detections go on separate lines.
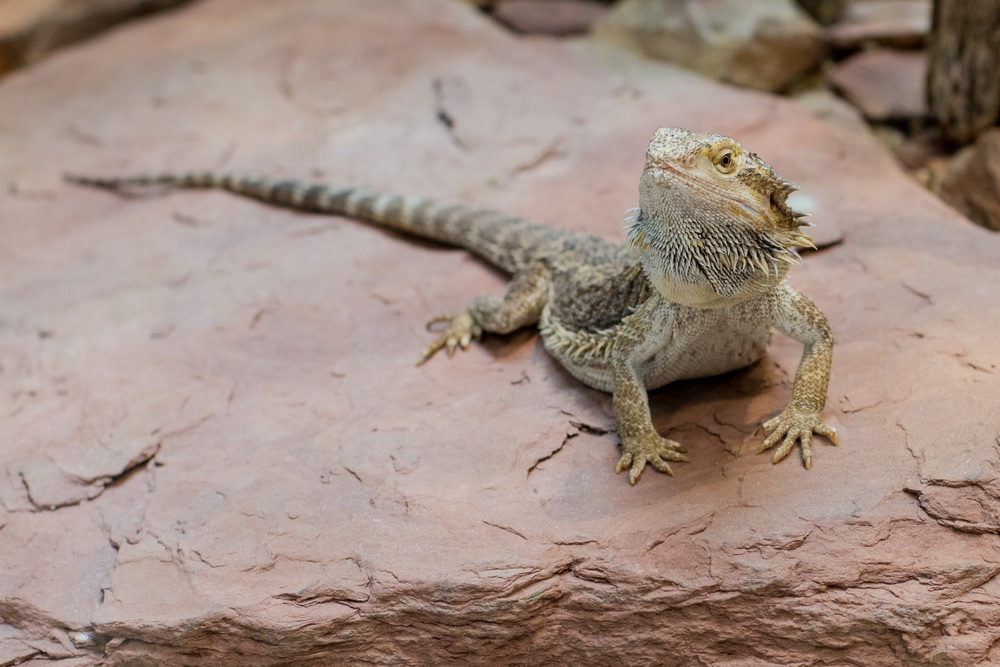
626, 127, 814, 308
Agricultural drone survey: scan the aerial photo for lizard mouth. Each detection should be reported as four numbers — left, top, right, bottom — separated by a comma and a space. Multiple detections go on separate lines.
643, 161, 812, 247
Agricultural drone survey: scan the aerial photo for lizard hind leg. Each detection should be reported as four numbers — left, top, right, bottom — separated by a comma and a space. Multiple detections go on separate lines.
416, 263, 551, 366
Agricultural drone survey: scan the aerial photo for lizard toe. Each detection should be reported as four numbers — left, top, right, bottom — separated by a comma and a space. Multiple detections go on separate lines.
615, 452, 633, 475
617, 434, 688, 484
759, 407, 838, 468
416, 310, 481, 365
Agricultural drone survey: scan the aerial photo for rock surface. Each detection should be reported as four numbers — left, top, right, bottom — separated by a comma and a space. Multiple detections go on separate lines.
591, 0, 825, 92
825, 0, 931, 49
796, 0, 845, 25
0, 0, 194, 75
828, 48, 928, 120
933, 128, 1000, 231
1, 0, 1000, 665
492, 0, 610, 35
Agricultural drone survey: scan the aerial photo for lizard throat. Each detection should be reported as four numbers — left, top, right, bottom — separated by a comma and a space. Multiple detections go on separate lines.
625, 210, 793, 308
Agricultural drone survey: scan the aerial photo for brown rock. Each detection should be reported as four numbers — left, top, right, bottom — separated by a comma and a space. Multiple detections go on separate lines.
825, 0, 931, 48
592, 0, 825, 93
934, 128, 1000, 231
828, 48, 928, 120
892, 127, 951, 172
926, 0, 1000, 144
492, 0, 611, 35
2, 0, 1000, 665
796, 0, 846, 25
0, 0, 194, 75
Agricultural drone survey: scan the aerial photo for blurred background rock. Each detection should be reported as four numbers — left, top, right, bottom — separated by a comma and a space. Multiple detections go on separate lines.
0, 0, 195, 73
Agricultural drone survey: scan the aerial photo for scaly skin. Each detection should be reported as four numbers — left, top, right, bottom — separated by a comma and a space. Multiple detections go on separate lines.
65, 127, 837, 484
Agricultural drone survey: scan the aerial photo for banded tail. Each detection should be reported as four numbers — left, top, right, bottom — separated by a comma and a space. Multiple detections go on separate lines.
64, 172, 562, 273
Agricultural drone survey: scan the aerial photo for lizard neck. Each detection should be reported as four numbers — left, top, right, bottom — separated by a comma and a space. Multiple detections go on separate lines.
627, 207, 792, 309
642, 265, 747, 308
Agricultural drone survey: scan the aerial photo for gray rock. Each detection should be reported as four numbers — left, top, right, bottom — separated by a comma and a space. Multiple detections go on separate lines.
592, 0, 825, 92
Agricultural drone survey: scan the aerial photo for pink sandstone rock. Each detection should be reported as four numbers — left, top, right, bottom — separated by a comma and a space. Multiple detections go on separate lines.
825, 0, 931, 49
492, 0, 610, 35
0, 0, 999, 665
828, 48, 928, 121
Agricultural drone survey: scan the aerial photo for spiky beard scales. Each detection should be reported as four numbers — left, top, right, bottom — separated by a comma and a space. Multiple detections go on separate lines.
626, 173, 808, 309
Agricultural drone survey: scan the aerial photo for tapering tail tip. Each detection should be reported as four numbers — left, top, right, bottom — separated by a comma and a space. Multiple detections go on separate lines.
63, 172, 143, 197
63, 173, 95, 186
61, 172, 197, 197
63, 173, 130, 191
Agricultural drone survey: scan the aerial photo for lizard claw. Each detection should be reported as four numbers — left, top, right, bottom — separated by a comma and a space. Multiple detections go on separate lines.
615, 433, 688, 485
757, 407, 838, 469
417, 310, 482, 365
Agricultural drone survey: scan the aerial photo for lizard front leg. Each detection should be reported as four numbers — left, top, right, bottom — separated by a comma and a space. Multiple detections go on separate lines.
757, 283, 838, 468
610, 295, 688, 484
418, 263, 550, 365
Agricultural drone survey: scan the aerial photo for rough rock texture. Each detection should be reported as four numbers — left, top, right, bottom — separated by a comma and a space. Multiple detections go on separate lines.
492, 0, 610, 35
828, 48, 928, 120
933, 128, 1000, 231
825, 0, 931, 49
591, 0, 825, 93
2, 0, 1000, 665
0, 0, 195, 75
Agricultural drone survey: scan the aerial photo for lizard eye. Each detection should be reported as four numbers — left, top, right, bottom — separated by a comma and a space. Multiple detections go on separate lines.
715, 150, 737, 174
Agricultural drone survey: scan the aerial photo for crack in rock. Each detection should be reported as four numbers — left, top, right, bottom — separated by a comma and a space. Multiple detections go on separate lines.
904, 481, 1000, 534
482, 520, 528, 541
432, 77, 469, 150
527, 432, 577, 477
19, 443, 160, 511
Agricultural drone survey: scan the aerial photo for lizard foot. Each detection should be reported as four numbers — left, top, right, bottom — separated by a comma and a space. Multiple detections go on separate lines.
756, 408, 839, 469
615, 433, 688, 485
416, 311, 482, 366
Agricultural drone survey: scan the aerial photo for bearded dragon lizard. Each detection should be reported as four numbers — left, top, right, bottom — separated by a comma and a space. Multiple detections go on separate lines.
66, 127, 837, 484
